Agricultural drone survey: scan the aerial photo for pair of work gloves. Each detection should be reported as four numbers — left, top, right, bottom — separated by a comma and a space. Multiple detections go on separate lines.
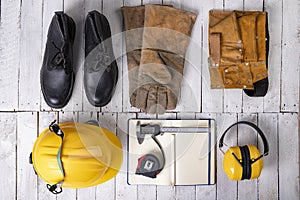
122, 5, 196, 114
208, 10, 269, 96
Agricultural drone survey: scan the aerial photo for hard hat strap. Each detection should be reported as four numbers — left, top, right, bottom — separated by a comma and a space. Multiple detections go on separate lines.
47, 182, 63, 194
57, 142, 65, 177
47, 120, 65, 194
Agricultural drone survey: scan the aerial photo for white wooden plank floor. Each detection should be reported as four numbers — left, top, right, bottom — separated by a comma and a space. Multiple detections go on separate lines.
0, 0, 299, 199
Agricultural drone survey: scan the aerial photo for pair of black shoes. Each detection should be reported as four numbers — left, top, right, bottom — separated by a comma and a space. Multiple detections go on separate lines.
41, 11, 118, 108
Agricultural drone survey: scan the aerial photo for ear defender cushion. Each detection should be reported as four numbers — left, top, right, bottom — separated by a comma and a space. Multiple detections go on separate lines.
240, 146, 251, 180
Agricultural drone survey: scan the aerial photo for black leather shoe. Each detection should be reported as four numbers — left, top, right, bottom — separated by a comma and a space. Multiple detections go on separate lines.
40, 11, 76, 109
84, 10, 118, 107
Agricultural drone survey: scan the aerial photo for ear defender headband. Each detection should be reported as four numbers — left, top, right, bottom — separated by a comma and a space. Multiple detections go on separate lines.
219, 121, 269, 180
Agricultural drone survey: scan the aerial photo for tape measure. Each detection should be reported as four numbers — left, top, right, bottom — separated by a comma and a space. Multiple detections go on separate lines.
136, 154, 160, 178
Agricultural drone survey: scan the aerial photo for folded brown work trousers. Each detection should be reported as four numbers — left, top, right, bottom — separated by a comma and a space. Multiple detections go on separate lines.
208, 10, 269, 97
122, 5, 196, 113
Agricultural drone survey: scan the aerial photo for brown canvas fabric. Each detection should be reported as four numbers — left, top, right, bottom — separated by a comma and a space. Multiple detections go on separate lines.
208, 10, 268, 91
122, 5, 196, 114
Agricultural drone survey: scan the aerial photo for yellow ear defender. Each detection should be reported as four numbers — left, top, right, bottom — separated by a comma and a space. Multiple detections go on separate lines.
30, 121, 123, 194
219, 121, 269, 180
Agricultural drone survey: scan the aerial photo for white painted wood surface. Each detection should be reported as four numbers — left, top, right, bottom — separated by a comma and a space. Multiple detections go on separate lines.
281, 0, 300, 112
216, 113, 238, 200
17, 112, 38, 200
258, 113, 279, 200
0, 0, 20, 111
0, 0, 299, 199
201, 0, 224, 113
263, 0, 281, 113
278, 113, 299, 200
19, 0, 42, 111
0, 113, 17, 199
177, 0, 202, 112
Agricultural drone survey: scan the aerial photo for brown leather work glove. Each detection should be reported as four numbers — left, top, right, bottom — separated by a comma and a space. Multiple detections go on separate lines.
208, 10, 268, 96
121, 5, 175, 108
135, 5, 196, 114
121, 6, 145, 107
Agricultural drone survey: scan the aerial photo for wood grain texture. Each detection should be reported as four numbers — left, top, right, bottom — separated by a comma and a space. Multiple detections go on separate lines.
0, 0, 20, 110
78, 111, 97, 124
102, 0, 123, 112
116, 113, 138, 200
263, 0, 281, 112
19, 0, 42, 111
17, 112, 38, 200
0, 0, 300, 200
58, 111, 78, 124
201, 0, 224, 113
178, 0, 202, 112
224, 0, 243, 10
215, 113, 238, 200
281, 0, 300, 112
244, 0, 263, 11
279, 113, 299, 200
143, 0, 162, 4
258, 113, 279, 200
0, 113, 17, 199
237, 114, 258, 200
163, 0, 181, 8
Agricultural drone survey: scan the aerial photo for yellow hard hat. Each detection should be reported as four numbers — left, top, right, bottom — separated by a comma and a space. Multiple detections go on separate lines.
31, 121, 123, 192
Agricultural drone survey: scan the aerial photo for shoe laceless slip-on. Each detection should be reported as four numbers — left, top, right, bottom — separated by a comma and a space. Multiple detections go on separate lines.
84, 10, 118, 107
40, 11, 76, 109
